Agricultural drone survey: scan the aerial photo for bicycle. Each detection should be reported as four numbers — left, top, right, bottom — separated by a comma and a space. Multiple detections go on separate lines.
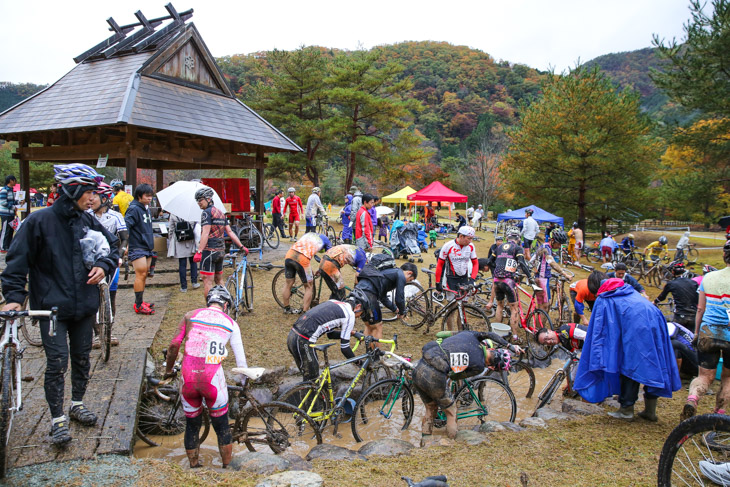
0, 307, 57, 478
643, 259, 680, 289
233, 214, 263, 259
657, 413, 730, 486
262, 222, 280, 250
401, 268, 491, 334
97, 280, 113, 362
276, 333, 396, 438
499, 275, 555, 361
19, 296, 42, 347
314, 214, 337, 244
223, 248, 254, 319
547, 270, 574, 327
531, 344, 579, 416
350, 349, 516, 442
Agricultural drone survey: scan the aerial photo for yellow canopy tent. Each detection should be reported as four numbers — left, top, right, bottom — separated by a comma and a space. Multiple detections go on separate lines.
381, 186, 417, 204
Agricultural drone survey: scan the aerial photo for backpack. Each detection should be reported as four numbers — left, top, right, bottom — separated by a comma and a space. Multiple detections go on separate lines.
369, 252, 396, 271
175, 220, 194, 242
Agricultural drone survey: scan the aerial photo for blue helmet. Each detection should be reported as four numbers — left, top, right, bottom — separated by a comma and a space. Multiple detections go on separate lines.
53, 163, 104, 200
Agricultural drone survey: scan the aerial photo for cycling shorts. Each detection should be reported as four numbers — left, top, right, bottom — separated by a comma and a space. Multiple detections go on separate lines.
180, 359, 229, 418
319, 256, 344, 290
200, 249, 224, 276
289, 213, 300, 224
697, 324, 730, 370
601, 246, 613, 259
287, 329, 320, 381
522, 238, 533, 249
109, 267, 120, 292
363, 290, 383, 325
575, 241, 583, 250
493, 277, 517, 303
128, 248, 154, 262
412, 346, 454, 409
535, 277, 550, 305
284, 250, 313, 282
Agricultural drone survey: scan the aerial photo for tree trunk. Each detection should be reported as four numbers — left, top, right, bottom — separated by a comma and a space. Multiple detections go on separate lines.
577, 180, 587, 232
344, 107, 360, 191
305, 142, 320, 186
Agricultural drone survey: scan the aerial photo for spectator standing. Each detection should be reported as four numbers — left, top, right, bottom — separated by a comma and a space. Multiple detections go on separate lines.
340, 194, 353, 244
600, 233, 616, 263
47, 185, 59, 207
571, 223, 584, 262
168, 213, 200, 293
283, 187, 304, 242
349, 187, 363, 224
125, 184, 157, 315
355, 193, 375, 250
305, 187, 325, 233
471, 204, 484, 230
0, 175, 19, 252
378, 216, 390, 243
521, 208, 539, 261
271, 189, 286, 239
1, 163, 119, 445
110, 179, 134, 216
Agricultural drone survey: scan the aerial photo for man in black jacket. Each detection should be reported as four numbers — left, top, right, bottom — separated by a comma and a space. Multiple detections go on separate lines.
654, 263, 699, 327
1, 163, 119, 446
354, 261, 417, 342
125, 184, 156, 315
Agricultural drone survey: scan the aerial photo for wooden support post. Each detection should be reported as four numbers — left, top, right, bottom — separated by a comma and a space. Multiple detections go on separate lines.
125, 127, 137, 188
155, 168, 164, 191
18, 135, 30, 219
255, 148, 265, 232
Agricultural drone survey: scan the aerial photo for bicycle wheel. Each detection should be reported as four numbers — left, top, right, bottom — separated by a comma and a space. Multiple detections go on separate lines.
98, 283, 113, 362
276, 382, 334, 429
243, 268, 254, 312
687, 248, 699, 264
363, 361, 393, 392
0, 346, 16, 478
586, 249, 601, 264
225, 274, 241, 320
381, 282, 424, 323
137, 388, 211, 442
326, 225, 337, 244
351, 379, 414, 443
533, 369, 566, 414
271, 268, 305, 310
525, 309, 554, 361
657, 413, 730, 486
401, 288, 432, 329
135, 428, 160, 447
455, 377, 516, 428
240, 401, 321, 453
19, 296, 42, 347
650, 267, 664, 289
441, 303, 491, 333
547, 283, 564, 326
507, 362, 536, 399
264, 223, 280, 249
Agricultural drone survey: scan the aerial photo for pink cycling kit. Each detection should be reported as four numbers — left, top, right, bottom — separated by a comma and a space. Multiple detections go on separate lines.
171, 307, 247, 418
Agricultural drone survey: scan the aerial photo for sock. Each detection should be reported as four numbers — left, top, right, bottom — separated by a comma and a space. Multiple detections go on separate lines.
52, 415, 67, 425
135, 292, 143, 307
688, 395, 699, 404
71, 401, 83, 408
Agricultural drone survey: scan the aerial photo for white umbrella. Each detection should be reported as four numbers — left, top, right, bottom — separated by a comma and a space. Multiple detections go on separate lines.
156, 181, 226, 222
375, 205, 394, 217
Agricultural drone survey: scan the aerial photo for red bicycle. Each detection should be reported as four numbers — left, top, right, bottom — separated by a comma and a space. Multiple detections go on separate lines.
499, 275, 555, 360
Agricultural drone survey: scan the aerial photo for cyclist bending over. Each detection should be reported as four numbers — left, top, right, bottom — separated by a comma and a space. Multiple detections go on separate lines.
164, 286, 247, 469
536, 323, 587, 352
413, 330, 512, 439
282, 233, 332, 314
317, 244, 367, 300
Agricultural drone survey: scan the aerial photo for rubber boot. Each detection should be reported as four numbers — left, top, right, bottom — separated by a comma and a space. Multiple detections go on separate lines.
186, 448, 202, 468
637, 397, 658, 422
607, 404, 634, 420
444, 402, 458, 439
422, 402, 437, 436
219, 443, 233, 468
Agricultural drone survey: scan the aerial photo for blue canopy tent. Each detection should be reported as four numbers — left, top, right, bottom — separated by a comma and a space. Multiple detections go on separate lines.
497, 205, 564, 226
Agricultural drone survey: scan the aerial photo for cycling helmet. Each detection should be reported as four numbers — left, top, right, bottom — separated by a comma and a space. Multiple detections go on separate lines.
659, 236, 668, 245
346, 288, 371, 318
53, 163, 104, 200
505, 226, 521, 240
572, 222, 578, 228
628, 234, 635, 240
207, 285, 233, 309
110, 179, 124, 190
525, 208, 534, 215
724, 240, 730, 252
312, 187, 321, 194
551, 229, 568, 244
95, 182, 114, 205
489, 349, 511, 371
194, 187, 214, 202
672, 262, 686, 274
704, 264, 718, 274
288, 187, 295, 193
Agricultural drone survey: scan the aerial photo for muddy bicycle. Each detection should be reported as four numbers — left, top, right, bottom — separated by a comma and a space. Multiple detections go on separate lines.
531, 344, 579, 416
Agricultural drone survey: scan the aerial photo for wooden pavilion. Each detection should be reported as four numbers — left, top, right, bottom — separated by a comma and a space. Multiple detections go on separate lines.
0, 4, 301, 215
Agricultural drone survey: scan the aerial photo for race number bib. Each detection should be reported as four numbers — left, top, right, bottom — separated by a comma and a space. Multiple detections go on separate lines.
450, 353, 469, 373
205, 339, 228, 365
505, 258, 518, 273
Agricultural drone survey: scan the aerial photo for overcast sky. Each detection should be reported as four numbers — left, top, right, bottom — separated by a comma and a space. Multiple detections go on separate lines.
1, 0, 694, 84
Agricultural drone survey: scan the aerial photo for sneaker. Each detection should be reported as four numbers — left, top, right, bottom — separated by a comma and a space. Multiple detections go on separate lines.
0, 250, 6, 254
134, 303, 155, 315
92, 336, 101, 349
699, 461, 730, 485
681, 401, 697, 421
110, 336, 119, 346
180, 287, 188, 293
192, 283, 201, 290
144, 301, 155, 308
50, 418, 72, 446
69, 404, 98, 426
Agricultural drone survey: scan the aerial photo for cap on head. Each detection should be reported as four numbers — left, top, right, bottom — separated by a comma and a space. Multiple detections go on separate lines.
288, 187, 295, 193
458, 226, 475, 238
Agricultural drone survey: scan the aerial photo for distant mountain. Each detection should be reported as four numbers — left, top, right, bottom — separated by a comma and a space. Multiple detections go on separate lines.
0, 82, 47, 113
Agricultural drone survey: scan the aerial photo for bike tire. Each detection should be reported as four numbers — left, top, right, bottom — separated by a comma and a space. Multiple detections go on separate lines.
525, 308, 554, 361
326, 225, 337, 245
381, 282, 424, 323
547, 282, 565, 326
264, 223, 280, 249
276, 382, 334, 430
687, 248, 699, 264
271, 268, 305, 311
243, 268, 254, 312
401, 288, 431, 329
441, 303, 491, 333
135, 427, 160, 447
137, 388, 211, 442
650, 267, 664, 289
657, 413, 730, 487
508, 362, 536, 399
455, 377, 516, 427
351, 379, 414, 443
225, 275, 240, 320
532, 369, 566, 415
240, 401, 321, 453
0, 346, 16, 478
586, 249, 601, 264
99, 283, 112, 362
19, 296, 42, 347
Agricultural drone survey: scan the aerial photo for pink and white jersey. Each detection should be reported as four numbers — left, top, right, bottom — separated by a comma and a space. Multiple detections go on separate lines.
174, 307, 247, 372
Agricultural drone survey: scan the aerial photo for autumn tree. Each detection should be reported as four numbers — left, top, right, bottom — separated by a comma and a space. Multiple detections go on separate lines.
463, 129, 507, 212
249, 47, 333, 186
503, 67, 662, 230
327, 49, 427, 190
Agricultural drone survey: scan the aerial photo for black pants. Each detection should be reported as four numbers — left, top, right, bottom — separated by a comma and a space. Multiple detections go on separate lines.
40, 315, 95, 418
673, 313, 695, 328
178, 256, 198, 289
618, 375, 657, 408
287, 329, 319, 381
0, 215, 14, 251
672, 339, 699, 375
272, 213, 286, 238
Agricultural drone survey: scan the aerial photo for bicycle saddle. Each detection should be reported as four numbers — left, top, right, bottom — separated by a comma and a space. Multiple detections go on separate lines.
231, 367, 265, 380
311, 343, 337, 352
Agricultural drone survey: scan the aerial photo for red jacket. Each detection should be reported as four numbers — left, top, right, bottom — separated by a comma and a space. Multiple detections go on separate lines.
272, 196, 281, 214
355, 207, 373, 246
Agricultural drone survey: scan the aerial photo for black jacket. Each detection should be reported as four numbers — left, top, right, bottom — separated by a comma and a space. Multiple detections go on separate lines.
125, 200, 154, 251
1, 195, 119, 320
656, 278, 699, 317
356, 267, 407, 313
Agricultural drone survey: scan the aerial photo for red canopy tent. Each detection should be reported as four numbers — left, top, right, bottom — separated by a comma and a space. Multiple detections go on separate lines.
406, 181, 467, 221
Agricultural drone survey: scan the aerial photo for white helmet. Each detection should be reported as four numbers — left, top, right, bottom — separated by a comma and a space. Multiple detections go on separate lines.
288, 187, 295, 193
312, 187, 321, 193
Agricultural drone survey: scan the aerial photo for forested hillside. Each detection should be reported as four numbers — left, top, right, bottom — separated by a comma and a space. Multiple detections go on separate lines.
0, 82, 47, 113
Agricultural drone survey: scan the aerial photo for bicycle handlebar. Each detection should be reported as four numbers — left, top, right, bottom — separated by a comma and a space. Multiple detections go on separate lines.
0, 306, 58, 336
351, 333, 397, 353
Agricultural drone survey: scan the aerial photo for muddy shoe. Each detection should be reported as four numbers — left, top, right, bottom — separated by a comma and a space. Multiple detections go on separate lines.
681, 401, 697, 422
607, 405, 634, 420
70, 404, 98, 426
50, 418, 72, 446
134, 303, 155, 315
92, 335, 101, 350
110, 336, 119, 346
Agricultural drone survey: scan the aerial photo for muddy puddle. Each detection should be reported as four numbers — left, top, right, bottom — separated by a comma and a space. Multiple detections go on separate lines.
134, 359, 564, 465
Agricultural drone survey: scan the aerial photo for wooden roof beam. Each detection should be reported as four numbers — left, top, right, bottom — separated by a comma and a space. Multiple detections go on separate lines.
73, 18, 133, 63
15, 142, 127, 162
